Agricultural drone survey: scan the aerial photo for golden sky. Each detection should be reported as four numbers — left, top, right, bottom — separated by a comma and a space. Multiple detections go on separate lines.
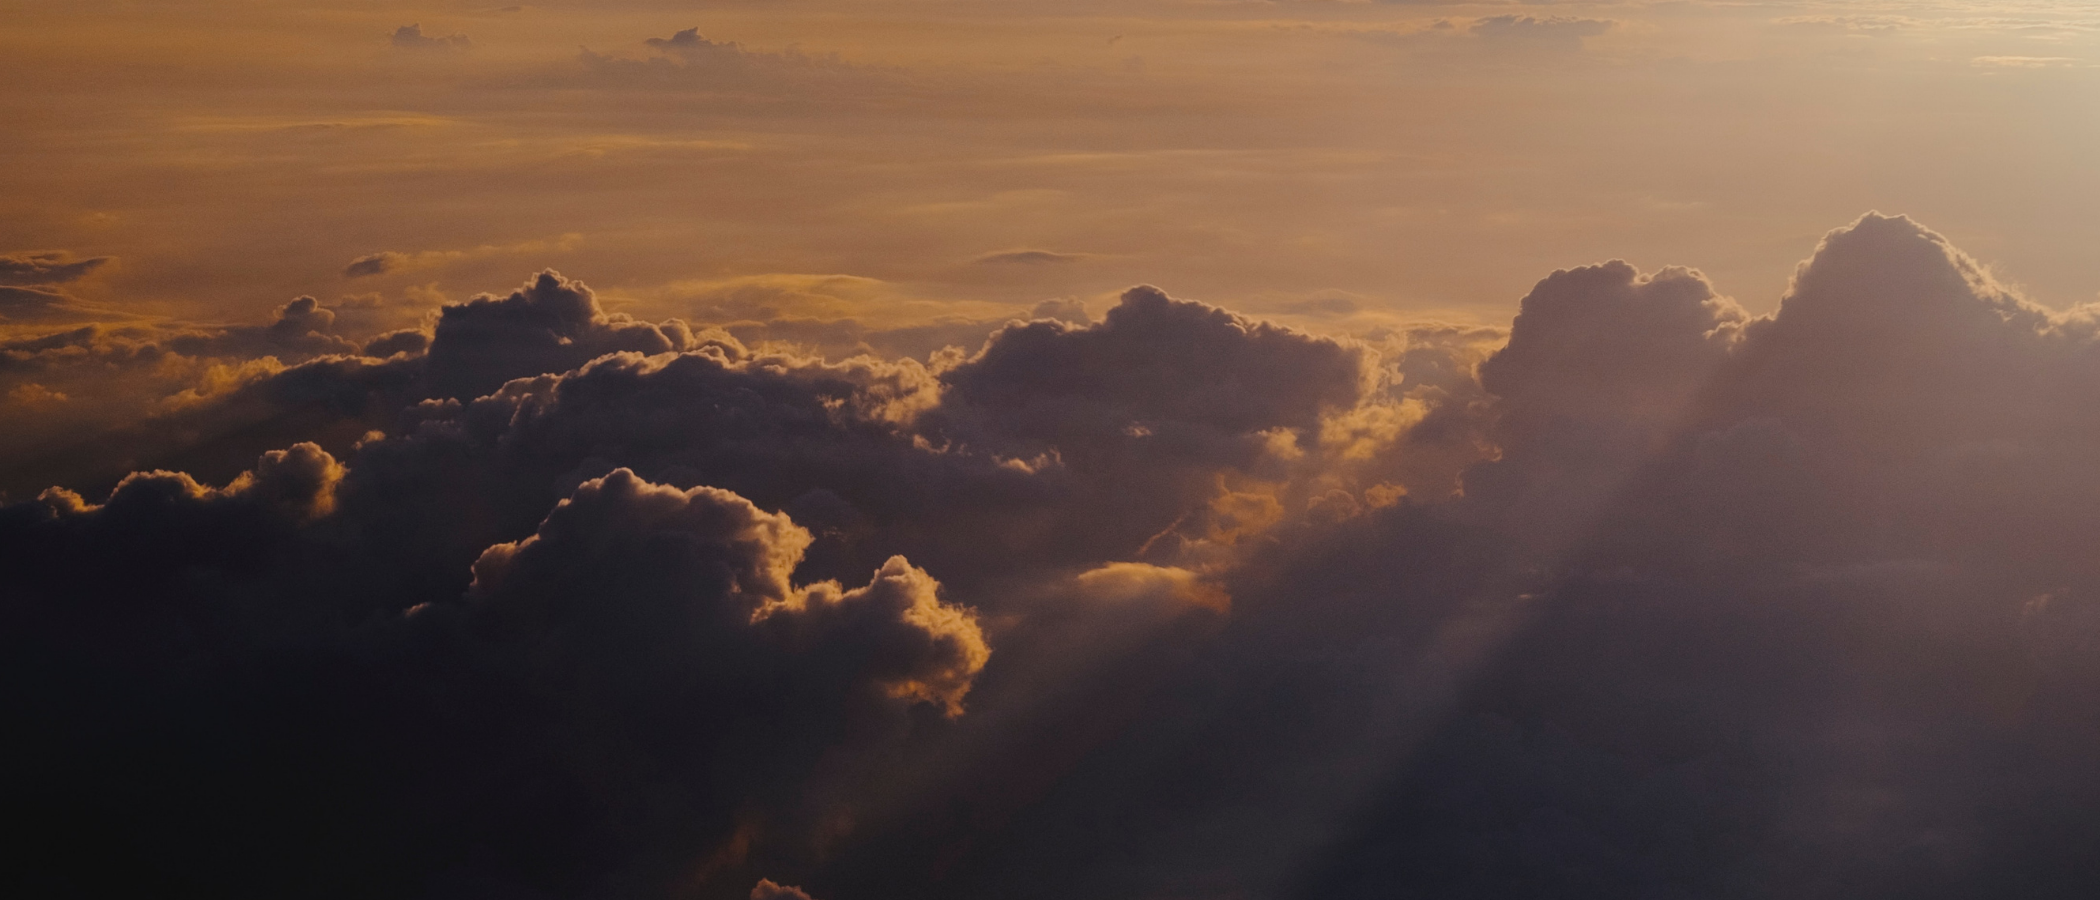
8, 0, 2100, 338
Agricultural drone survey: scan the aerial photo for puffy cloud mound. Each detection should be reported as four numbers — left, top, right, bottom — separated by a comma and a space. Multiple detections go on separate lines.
468, 468, 986, 716
425, 270, 692, 399
944, 285, 1369, 449
1464, 260, 1746, 543
2, 460, 981, 897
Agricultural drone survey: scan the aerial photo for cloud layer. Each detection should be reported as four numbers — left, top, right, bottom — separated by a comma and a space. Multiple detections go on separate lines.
12, 215, 2100, 898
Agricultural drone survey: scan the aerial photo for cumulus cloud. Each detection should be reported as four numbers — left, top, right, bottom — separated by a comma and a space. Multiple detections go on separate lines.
750, 879, 816, 900
468, 469, 987, 715
20, 216, 2100, 897
0, 271, 718, 502
2, 458, 982, 895
390, 23, 469, 51
424, 270, 695, 398
1027, 297, 1092, 324
1464, 260, 1745, 543
361, 328, 429, 358
939, 285, 1369, 458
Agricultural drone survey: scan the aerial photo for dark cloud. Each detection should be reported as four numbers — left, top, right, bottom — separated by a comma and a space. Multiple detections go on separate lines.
939, 285, 1369, 458
0, 284, 99, 322
0, 250, 110, 286
2, 324, 168, 375
2, 455, 982, 896
0, 271, 710, 502
17, 216, 2100, 898
1464, 260, 1746, 545
0, 298, 376, 502
343, 251, 404, 278
424, 270, 694, 399
645, 27, 714, 50
361, 327, 430, 358
974, 249, 1087, 266
985, 215, 2100, 899
121, 295, 365, 366
390, 23, 469, 51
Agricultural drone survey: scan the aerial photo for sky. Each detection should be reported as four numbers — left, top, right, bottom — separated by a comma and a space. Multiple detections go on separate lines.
10, 0, 2100, 335
12, 2, 2100, 899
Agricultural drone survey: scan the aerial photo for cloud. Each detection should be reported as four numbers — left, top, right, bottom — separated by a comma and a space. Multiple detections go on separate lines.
827, 215, 2100, 897
1028, 297, 1092, 323
1074, 562, 1229, 613
0, 251, 110, 286
1339, 15, 1616, 54
974, 249, 1088, 266
1973, 56, 2085, 69
22, 217, 2100, 896
468, 468, 987, 714
723, 316, 1006, 363
940, 285, 1370, 457
0, 253, 121, 324
361, 328, 428, 358
0, 271, 716, 502
159, 295, 361, 361
390, 24, 469, 51
343, 251, 405, 278
1, 457, 982, 895
1463, 260, 1745, 538
0, 285, 99, 323
563, 28, 884, 103
344, 235, 581, 279
424, 270, 692, 399
0, 293, 398, 502
7, 382, 68, 407
1469, 15, 1615, 47
1258, 214, 2100, 898
751, 880, 816, 900
1774, 15, 1917, 34
646, 27, 716, 51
